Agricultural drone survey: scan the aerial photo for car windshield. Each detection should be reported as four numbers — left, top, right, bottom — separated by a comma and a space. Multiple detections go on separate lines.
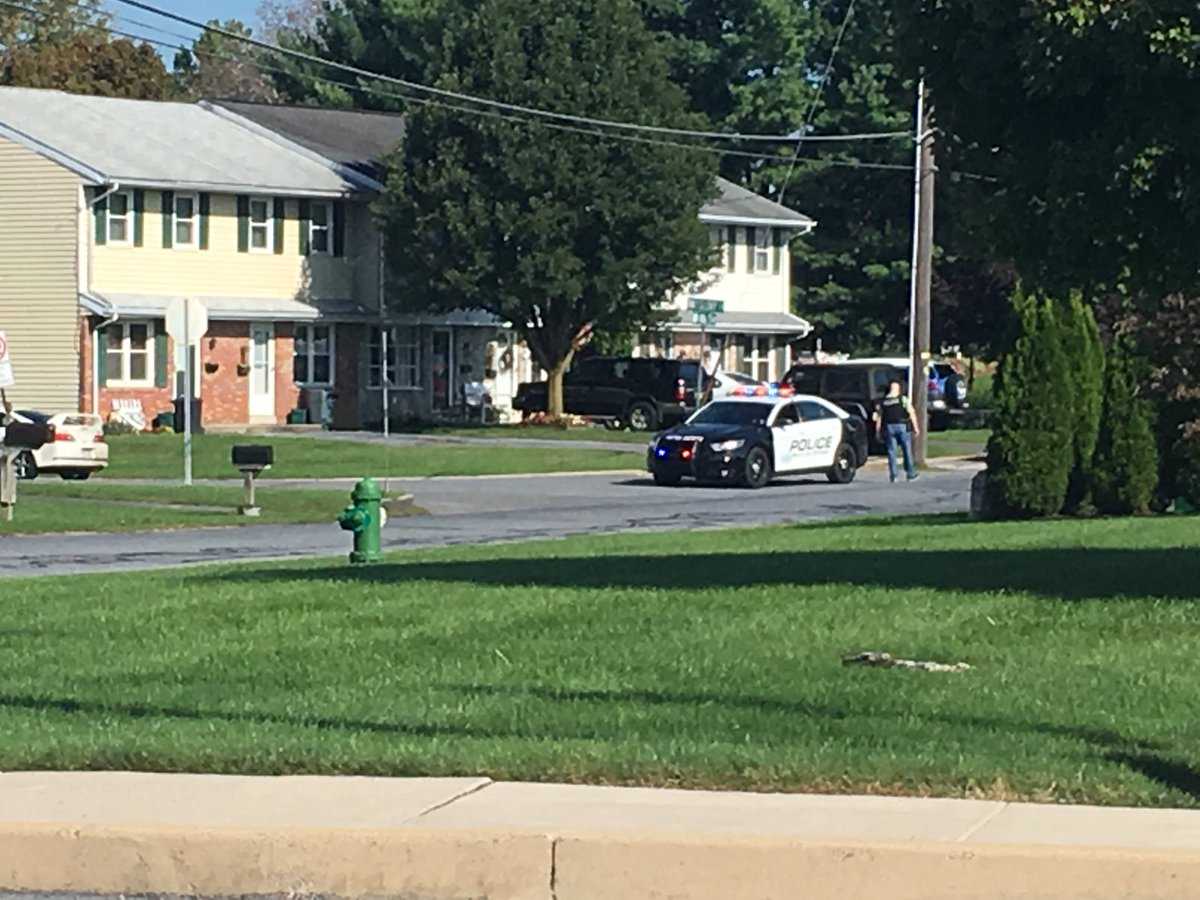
688, 401, 773, 427
15, 409, 49, 424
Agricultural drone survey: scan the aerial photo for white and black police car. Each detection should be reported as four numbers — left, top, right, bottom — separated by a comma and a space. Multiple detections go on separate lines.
647, 387, 869, 488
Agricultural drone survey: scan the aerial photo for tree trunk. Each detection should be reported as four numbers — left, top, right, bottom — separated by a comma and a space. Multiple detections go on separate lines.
547, 356, 572, 419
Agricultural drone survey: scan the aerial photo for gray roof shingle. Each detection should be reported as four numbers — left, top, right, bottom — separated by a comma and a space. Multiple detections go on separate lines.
704, 179, 814, 227
0, 87, 356, 195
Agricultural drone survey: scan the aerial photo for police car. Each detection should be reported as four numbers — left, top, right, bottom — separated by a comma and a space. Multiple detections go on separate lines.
647, 387, 869, 488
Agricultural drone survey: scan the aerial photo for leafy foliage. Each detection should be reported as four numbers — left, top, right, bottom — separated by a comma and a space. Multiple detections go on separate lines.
985, 288, 1073, 518
1092, 340, 1159, 516
173, 19, 279, 102
1060, 292, 1104, 512
371, 0, 718, 414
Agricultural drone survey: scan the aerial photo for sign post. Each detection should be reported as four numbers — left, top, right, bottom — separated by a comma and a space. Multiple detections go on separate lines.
165, 298, 209, 486
687, 299, 724, 404
0, 332, 13, 391
1, 335, 16, 522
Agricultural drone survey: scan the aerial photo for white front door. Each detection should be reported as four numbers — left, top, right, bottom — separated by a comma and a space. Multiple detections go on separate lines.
249, 324, 275, 420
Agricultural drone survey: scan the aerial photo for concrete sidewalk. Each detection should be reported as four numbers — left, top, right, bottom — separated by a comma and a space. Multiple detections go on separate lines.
2, 772, 1197, 899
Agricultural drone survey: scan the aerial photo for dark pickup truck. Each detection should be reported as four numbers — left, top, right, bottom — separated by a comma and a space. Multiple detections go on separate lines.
513, 356, 704, 431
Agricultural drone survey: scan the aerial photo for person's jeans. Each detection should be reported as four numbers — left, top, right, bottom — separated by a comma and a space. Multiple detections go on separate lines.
884, 423, 917, 481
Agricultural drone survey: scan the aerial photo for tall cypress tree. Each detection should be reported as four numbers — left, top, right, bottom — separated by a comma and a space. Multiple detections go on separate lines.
985, 288, 1073, 518
1092, 340, 1159, 515
1061, 292, 1104, 512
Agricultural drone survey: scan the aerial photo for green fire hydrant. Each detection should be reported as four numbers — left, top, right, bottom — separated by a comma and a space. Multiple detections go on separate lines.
337, 477, 383, 565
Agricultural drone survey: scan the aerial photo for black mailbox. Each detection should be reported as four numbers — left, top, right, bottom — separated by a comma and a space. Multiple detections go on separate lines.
232, 444, 274, 470
2, 422, 53, 450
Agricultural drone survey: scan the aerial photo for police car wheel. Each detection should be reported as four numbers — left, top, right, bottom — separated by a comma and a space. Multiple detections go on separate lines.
826, 444, 856, 484
652, 469, 682, 487
742, 446, 771, 489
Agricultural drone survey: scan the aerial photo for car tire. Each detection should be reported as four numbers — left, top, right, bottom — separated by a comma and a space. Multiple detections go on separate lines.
626, 401, 659, 432
60, 470, 92, 481
603, 418, 625, 432
13, 451, 37, 481
652, 469, 682, 487
826, 443, 857, 484
930, 411, 950, 432
741, 446, 772, 489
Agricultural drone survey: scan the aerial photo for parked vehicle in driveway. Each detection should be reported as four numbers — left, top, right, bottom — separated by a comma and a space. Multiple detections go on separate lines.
647, 388, 869, 488
708, 369, 766, 400
849, 357, 968, 427
513, 356, 704, 431
11, 410, 108, 480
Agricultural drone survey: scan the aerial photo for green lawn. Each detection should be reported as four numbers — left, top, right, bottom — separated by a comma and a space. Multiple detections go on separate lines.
0, 481, 367, 534
2, 514, 1199, 807
402, 424, 652, 444
98, 433, 640, 480
928, 428, 989, 459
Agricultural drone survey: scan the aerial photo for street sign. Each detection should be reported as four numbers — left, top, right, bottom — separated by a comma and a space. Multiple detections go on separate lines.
691, 312, 718, 326
688, 297, 725, 315
164, 297, 209, 344
0, 331, 13, 389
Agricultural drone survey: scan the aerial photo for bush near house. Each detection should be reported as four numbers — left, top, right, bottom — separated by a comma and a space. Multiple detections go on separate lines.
1092, 340, 1159, 516
1061, 293, 1104, 512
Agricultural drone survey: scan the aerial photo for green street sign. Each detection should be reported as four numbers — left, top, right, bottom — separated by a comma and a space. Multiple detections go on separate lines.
688, 297, 725, 315
691, 312, 718, 326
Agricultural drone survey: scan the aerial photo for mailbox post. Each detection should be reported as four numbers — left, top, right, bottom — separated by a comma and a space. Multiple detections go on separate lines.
232, 444, 273, 517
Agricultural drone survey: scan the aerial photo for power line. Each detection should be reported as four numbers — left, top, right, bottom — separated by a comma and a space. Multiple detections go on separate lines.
108, 0, 909, 146
0, 0, 915, 175
777, 0, 864, 205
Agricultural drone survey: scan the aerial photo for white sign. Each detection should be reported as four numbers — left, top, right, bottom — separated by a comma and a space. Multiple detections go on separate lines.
0, 331, 13, 389
164, 298, 209, 345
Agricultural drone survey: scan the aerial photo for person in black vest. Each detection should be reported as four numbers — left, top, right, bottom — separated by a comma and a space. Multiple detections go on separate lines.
875, 379, 920, 482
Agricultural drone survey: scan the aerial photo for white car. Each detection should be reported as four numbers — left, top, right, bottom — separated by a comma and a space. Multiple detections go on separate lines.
708, 369, 766, 400
10, 410, 109, 480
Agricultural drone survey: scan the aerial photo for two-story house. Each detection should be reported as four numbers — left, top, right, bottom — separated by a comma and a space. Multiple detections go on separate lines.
0, 87, 815, 429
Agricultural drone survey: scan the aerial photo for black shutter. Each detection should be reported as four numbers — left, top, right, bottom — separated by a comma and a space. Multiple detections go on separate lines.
273, 198, 286, 254
333, 201, 346, 257
772, 228, 782, 275
299, 199, 311, 256
237, 195, 250, 252
96, 322, 109, 386
725, 227, 735, 273
92, 188, 107, 246
161, 190, 174, 249
133, 189, 145, 247
746, 227, 756, 273
199, 193, 210, 250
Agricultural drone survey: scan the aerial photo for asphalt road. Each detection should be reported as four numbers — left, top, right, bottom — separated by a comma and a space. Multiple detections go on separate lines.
0, 465, 975, 579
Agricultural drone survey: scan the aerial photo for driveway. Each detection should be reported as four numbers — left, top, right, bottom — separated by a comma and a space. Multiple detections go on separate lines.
0, 466, 974, 579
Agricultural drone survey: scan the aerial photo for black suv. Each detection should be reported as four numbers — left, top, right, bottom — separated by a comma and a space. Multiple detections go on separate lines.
513, 356, 704, 431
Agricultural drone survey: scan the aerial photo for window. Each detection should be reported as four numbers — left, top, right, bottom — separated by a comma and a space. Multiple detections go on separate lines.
798, 400, 836, 421
824, 369, 868, 397
309, 202, 333, 255
106, 191, 133, 244
774, 404, 800, 427
753, 227, 771, 273
293, 324, 335, 385
572, 358, 613, 383
174, 193, 198, 248
105, 321, 153, 386
249, 198, 272, 252
741, 335, 770, 382
369, 326, 420, 388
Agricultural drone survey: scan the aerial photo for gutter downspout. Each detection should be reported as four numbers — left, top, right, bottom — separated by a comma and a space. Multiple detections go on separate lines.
88, 182, 120, 416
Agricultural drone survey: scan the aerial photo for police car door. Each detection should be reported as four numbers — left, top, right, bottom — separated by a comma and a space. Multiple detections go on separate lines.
796, 400, 844, 469
771, 402, 806, 472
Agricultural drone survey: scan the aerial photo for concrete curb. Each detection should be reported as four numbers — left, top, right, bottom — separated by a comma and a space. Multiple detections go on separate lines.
3, 774, 1200, 899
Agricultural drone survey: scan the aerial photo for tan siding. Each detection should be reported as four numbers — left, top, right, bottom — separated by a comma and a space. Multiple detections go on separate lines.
0, 137, 81, 411
92, 193, 362, 301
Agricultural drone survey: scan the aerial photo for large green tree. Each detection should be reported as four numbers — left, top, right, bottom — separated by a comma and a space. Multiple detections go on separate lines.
371, 0, 718, 416
174, 19, 278, 102
892, 1, 1200, 299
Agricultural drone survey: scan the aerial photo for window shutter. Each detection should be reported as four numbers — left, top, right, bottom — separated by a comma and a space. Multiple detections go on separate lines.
333, 201, 346, 257
772, 228, 782, 275
199, 193, 210, 250
161, 190, 174, 249
154, 328, 168, 389
746, 227, 756, 272
92, 189, 108, 246
133, 189, 145, 247
237, 195, 249, 252
299, 199, 311, 256
96, 323, 108, 387
725, 227, 735, 273
273, 198, 285, 254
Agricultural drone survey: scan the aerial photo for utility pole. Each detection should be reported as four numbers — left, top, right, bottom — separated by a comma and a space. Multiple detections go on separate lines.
908, 77, 935, 466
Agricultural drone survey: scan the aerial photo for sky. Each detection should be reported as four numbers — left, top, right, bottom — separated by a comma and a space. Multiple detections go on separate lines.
102, 0, 263, 61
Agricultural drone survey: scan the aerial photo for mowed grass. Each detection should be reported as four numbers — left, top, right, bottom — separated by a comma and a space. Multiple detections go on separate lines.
99, 433, 639, 480
1, 481, 362, 534
927, 428, 990, 459
3, 514, 1199, 805
403, 424, 651, 444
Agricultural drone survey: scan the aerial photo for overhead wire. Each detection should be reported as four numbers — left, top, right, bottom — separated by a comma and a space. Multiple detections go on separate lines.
108, 0, 910, 146
0, 0, 916, 174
